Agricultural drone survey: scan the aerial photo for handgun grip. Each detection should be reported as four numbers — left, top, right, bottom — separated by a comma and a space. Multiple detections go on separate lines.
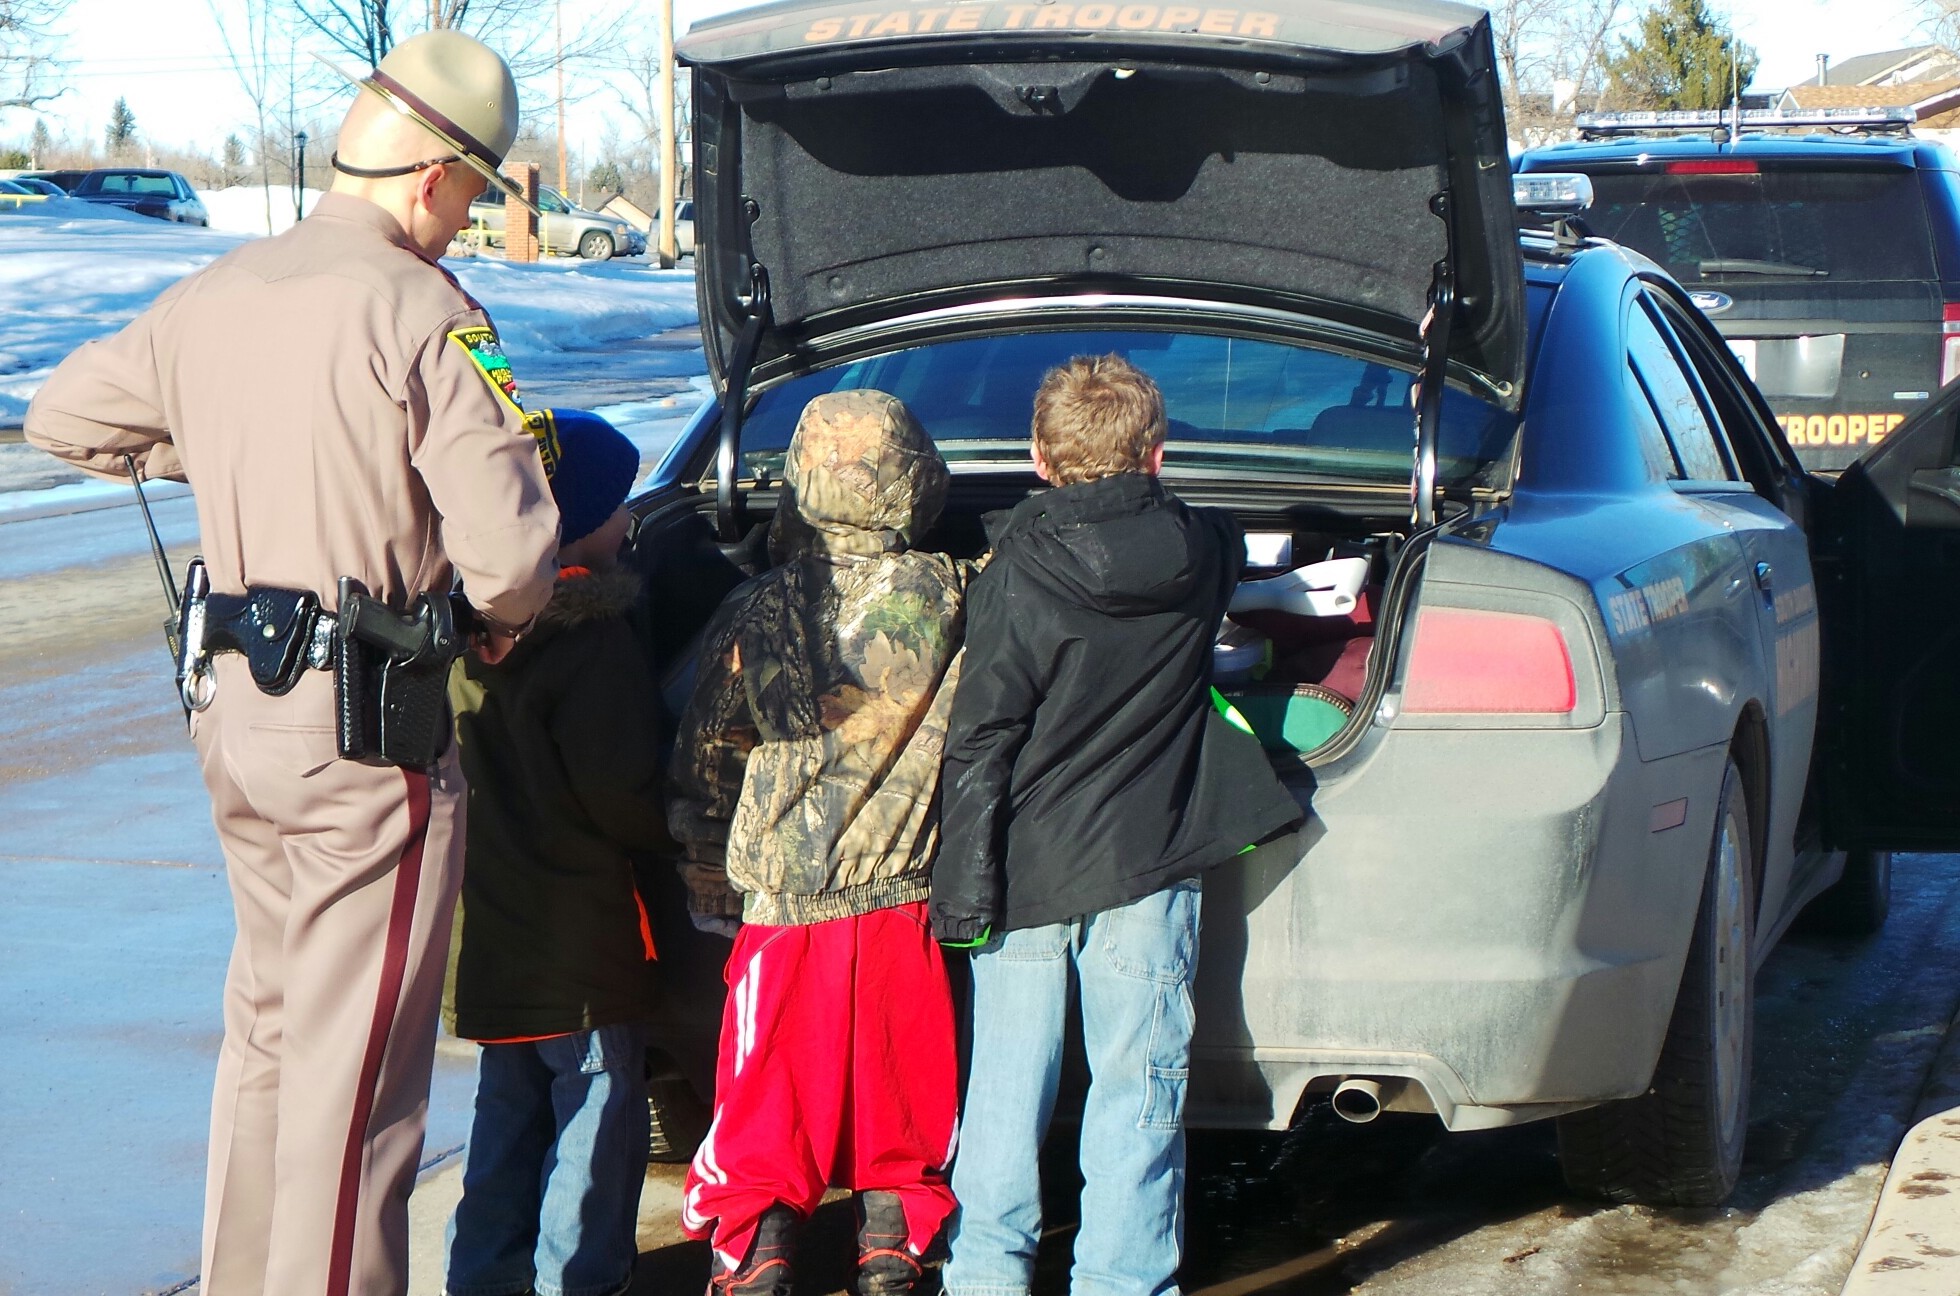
342, 590, 430, 661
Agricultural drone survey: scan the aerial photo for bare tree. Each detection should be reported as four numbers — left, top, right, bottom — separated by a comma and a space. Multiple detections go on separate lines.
0, 0, 63, 113
608, 38, 693, 196
1923, 1, 1960, 46
1493, 0, 1627, 145
209, 0, 290, 233
287, 0, 614, 78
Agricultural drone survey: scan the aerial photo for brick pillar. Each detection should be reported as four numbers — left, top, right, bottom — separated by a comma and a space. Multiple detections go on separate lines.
505, 162, 541, 263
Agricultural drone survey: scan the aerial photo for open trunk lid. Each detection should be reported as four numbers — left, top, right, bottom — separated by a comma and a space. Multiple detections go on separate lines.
678, 0, 1524, 409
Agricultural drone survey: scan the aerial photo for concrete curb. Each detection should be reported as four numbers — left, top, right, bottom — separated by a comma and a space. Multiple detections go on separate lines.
1842, 1002, 1960, 1294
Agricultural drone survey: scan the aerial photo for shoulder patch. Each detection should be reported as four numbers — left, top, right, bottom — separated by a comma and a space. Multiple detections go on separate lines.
524, 407, 562, 479
449, 325, 557, 478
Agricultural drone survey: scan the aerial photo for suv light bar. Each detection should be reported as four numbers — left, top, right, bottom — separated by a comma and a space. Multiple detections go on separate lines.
1575, 107, 1916, 138
1513, 173, 1594, 213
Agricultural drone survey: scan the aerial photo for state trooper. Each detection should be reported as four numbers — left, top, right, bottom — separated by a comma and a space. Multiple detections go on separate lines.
24, 30, 561, 1296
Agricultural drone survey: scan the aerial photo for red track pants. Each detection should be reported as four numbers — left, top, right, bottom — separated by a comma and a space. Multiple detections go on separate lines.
681, 901, 959, 1268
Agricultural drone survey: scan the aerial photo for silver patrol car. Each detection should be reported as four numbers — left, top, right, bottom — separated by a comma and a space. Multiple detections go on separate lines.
623, 0, 1960, 1208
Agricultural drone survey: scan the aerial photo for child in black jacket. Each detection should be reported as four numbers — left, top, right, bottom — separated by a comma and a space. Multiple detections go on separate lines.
932, 355, 1298, 1296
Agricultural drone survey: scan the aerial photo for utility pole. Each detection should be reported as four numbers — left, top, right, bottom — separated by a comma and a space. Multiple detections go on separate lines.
657, 0, 678, 268
556, 0, 569, 196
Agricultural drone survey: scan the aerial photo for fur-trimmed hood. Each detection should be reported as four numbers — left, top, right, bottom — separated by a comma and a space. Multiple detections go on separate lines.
536, 565, 643, 631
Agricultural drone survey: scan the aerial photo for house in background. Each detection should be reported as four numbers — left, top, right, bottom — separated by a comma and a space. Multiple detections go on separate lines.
601, 194, 653, 234
1767, 45, 1960, 148
1791, 45, 1960, 89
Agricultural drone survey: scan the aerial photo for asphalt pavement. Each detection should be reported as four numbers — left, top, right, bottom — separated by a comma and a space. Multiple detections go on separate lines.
6, 480, 1960, 1296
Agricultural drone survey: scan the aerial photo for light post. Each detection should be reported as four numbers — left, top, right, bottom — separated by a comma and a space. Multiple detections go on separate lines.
294, 131, 308, 221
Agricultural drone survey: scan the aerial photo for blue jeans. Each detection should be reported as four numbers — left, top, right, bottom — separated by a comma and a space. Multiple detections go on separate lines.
444, 1022, 650, 1296
944, 879, 1201, 1296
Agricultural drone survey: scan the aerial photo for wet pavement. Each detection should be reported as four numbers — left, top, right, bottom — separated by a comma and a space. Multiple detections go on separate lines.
5, 449, 1959, 1293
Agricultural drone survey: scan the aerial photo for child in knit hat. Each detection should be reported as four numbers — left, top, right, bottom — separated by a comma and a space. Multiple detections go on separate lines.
443, 409, 672, 1296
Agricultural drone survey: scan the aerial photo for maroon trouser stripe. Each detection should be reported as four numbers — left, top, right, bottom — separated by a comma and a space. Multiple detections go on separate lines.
325, 768, 432, 1296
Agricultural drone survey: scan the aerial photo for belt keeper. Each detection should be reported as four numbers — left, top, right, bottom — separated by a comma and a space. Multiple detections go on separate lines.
306, 613, 337, 670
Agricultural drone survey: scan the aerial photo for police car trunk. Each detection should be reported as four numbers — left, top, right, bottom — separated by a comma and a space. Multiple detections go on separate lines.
642, 0, 1526, 772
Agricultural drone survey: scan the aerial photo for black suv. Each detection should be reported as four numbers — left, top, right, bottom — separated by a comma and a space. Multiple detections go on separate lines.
1520, 110, 1960, 471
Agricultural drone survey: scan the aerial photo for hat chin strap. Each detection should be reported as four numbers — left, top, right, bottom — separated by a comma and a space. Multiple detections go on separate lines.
330, 151, 461, 179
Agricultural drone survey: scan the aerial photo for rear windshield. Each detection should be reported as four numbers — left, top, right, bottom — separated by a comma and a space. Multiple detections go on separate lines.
738, 331, 1516, 489
1585, 166, 1936, 283
75, 172, 177, 197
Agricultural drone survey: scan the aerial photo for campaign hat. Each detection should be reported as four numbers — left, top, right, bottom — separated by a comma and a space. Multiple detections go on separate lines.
339, 29, 535, 211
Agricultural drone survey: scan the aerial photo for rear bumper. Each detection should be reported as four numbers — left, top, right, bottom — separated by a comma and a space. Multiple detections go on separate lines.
1191, 713, 1728, 1131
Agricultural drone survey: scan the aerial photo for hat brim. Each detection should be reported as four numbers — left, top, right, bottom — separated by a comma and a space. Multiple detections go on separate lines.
330, 56, 539, 216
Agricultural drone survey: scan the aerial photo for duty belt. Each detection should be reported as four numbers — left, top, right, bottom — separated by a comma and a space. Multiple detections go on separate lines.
175, 559, 470, 769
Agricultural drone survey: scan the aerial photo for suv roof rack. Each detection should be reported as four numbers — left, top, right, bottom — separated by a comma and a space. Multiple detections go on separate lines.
1574, 107, 1916, 140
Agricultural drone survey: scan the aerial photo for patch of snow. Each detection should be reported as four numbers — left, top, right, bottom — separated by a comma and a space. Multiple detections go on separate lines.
0, 203, 700, 458
201, 184, 326, 238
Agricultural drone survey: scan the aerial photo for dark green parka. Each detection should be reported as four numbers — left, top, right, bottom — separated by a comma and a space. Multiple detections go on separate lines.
446, 565, 673, 1042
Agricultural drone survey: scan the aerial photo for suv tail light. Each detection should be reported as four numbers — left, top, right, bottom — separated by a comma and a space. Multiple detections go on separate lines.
1665, 160, 1759, 175
1402, 607, 1577, 714
1942, 303, 1960, 389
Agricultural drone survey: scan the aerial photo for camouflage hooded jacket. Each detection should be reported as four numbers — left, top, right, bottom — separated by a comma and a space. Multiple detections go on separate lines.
667, 390, 971, 926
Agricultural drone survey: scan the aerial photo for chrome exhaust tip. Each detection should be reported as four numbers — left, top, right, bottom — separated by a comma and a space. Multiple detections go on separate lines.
1331, 1077, 1386, 1124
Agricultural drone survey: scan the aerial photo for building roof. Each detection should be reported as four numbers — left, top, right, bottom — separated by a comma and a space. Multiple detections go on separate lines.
1795, 45, 1929, 87
1784, 80, 1959, 108
1776, 79, 1960, 129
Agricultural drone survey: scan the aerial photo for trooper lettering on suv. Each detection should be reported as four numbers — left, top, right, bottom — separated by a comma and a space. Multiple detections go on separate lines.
1779, 412, 1907, 449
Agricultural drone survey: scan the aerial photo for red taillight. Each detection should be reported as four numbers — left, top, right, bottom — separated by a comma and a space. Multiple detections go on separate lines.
1665, 160, 1760, 175
1943, 304, 1960, 388
1402, 608, 1577, 715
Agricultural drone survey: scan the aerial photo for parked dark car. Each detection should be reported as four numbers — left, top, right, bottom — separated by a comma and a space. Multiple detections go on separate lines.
68, 168, 209, 225
9, 169, 88, 193
615, 0, 1960, 1210
1520, 111, 1960, 472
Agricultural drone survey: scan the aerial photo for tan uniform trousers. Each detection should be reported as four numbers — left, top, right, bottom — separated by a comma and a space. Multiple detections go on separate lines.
190, 656, 464, 1296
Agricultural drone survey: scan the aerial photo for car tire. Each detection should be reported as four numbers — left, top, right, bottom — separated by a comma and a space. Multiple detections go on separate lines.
578, 229, 615, 261
1556, 757, 1754, 1207
1797, 848, 1891, 937
645, 1048, 710, 1164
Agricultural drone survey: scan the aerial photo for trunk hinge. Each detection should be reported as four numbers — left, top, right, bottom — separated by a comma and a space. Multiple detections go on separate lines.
1412, 191, 1455, 531
716, 203, 771, 542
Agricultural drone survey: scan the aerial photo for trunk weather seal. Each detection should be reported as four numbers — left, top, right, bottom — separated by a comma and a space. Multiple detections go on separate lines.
716, 203, 771, 543
1412, 192, 1456, 530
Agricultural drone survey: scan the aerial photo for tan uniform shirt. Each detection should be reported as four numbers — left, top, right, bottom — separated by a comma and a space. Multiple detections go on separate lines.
25, 192, 558, 631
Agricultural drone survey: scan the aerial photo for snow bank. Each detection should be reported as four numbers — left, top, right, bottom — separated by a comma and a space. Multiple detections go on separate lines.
0, 205, 699, 433
0, 207, 246, 426
450, 257, 700, 353
201, 184, 326, 238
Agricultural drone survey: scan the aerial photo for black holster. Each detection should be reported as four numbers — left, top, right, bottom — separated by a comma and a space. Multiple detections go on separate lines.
203, 586, 323, 696
334, 579, 466, 769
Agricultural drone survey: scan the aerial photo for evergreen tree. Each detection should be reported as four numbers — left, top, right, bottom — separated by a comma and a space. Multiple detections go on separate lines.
1603, 0, 1757, 110
222, 134, 246, 186
29, 118, 50, 167
105, 97, 137, 157
588, 160, 625, 198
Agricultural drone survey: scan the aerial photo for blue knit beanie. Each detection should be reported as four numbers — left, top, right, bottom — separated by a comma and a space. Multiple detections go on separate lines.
543, 409, 639, 545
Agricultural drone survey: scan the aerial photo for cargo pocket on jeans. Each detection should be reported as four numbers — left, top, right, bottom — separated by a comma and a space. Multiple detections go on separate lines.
1141, 1062, 1190, 1130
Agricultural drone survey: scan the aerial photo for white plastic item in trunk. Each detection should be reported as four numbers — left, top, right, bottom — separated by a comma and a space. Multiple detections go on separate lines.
1229, 556, 1370, 618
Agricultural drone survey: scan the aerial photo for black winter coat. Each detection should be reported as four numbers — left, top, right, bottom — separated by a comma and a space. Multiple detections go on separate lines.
445, 566, 674, 1041
932, 473, 1301, 940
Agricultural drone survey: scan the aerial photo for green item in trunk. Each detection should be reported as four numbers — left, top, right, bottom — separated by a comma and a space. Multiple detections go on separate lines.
1223, 683, 1355, 754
